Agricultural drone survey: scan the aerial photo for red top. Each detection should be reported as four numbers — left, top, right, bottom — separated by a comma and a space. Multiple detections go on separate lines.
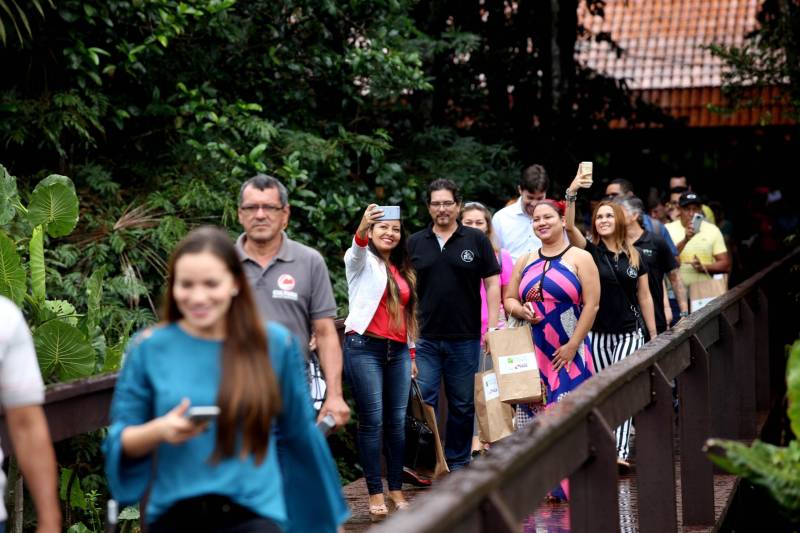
366, 263, 410, 344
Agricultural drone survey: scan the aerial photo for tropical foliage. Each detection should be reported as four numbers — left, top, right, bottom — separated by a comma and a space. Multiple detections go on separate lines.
707, 338, 800, 518
0, 165, 133, 381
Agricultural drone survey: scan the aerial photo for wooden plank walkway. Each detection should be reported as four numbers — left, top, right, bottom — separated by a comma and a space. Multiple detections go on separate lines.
342, 464, 738, 532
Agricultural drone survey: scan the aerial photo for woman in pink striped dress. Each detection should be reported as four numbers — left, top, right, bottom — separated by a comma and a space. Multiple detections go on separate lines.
504, 199, 600, 499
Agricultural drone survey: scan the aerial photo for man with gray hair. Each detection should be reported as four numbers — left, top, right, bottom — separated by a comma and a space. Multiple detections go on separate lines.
235, 174, 350, 426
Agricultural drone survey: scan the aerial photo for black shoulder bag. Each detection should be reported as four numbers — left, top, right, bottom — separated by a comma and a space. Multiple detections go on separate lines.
403, 379, 437, 474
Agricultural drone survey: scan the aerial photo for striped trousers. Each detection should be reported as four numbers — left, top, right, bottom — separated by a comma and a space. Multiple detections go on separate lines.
588, 330, 644, 461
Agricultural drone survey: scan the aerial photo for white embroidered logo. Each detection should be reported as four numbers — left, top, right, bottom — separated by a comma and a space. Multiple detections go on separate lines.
461, 250, 475, 263
626, 265, 638, 278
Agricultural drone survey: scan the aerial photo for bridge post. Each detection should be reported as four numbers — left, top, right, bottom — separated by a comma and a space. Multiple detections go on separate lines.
679, 335, 715, 526
752, 288, 770, 412
570, 408, 619, 533
634, 364, 677, 533
734, 300, 757, 439
710, 314, 737, 438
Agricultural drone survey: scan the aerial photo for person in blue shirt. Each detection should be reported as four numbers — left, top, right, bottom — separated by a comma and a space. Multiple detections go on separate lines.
103, 226, 348, 533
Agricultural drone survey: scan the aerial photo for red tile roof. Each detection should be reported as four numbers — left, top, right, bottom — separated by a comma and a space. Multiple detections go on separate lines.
576, 0, 794, 126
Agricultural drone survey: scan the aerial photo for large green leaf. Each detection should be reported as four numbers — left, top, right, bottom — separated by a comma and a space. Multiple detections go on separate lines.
29, 225, 45, 304
84, 266, 105, 333
27, 175, 79, 237
788, 339, 800, 439
0, 164, 18, 225
33, 320, 95, 381
707, 438, 800, 513
0, 231, 25, 305
44, 299, 78, 326
59, 467, 86, 510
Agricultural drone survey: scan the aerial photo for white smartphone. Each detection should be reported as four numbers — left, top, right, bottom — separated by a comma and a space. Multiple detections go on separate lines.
691, 213, 704, 233
580, 161, 593, 184
185, 406, 220, 424
376, 206, 401, 220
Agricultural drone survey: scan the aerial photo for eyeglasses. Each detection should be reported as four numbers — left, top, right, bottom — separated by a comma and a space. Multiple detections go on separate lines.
429, 201, 457, 209
462, 201, 487, 210
239, 203, 285, 214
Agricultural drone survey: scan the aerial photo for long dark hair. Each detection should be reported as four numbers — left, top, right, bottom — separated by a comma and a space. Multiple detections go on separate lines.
367, 223, 418, 340
164, 226, 281, 464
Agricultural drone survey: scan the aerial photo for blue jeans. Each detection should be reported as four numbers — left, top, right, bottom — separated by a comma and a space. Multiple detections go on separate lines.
344, 333, 411, 495
414, 337, 481, 470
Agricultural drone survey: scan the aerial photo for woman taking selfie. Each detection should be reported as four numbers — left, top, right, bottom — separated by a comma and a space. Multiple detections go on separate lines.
565, 167, 657, 467
104, 227, 348, 533
343, 204, 418, 519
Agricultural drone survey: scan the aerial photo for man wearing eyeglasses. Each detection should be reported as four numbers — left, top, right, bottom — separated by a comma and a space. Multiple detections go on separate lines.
408, 179, 501, 471
491, 164, 548, 262
235, 174, 350, 427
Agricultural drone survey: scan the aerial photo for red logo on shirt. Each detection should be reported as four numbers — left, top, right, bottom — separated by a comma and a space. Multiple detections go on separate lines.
277, 274, 296, 291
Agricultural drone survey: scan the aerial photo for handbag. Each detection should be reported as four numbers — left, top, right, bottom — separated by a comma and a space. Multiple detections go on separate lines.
307, 350, 326, 414
404, 379, 449, 479
602, 254, 646, 335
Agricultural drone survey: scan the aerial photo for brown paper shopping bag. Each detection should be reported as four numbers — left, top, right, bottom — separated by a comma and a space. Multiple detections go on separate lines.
486, 325, 542, 404
474, 353, 514, 443
689, 273, 728, 312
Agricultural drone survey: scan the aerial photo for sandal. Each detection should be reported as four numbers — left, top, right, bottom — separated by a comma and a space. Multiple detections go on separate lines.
369, 503, 388, 520
388, 492, 410, 511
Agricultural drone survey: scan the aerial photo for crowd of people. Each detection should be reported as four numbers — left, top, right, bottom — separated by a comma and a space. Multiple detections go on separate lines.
0, 164, 748, 532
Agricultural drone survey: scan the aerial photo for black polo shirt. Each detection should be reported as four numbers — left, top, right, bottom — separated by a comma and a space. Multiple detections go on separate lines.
585, 240, 649, 334
634, 230, 678, 334
408, 223, 500, 340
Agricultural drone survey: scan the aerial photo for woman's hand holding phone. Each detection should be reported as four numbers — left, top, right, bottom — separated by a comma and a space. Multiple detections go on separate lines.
158, 399, 209, 445
569, 163, 593, 192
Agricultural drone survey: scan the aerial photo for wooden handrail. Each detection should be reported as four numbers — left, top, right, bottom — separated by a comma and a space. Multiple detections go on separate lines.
373, 247, 800, 533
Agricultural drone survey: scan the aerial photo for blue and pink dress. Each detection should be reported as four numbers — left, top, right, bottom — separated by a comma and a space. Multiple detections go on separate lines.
518, 246, 594, 501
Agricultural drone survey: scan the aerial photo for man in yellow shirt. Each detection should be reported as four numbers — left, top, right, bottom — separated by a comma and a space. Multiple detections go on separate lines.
669, 176, 716, 224
666, 192, 731, 289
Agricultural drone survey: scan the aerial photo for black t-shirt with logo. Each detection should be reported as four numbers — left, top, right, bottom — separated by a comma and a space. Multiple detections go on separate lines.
408, 223, 501, 340
584, 240, 649, 334
634, 230, 678, 333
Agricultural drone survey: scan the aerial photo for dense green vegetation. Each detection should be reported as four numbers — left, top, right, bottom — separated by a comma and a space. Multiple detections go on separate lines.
0, 0, 659, 315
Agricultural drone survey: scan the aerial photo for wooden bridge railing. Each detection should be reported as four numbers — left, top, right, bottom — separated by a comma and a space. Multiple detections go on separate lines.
372, 248, 799, 533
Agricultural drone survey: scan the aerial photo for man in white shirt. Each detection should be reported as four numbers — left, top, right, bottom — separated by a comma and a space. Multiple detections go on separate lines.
492, 164, 548, 261
0, 296, 60, 532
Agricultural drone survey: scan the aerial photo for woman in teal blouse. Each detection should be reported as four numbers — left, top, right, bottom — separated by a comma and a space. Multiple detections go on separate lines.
103, 226, 348, 532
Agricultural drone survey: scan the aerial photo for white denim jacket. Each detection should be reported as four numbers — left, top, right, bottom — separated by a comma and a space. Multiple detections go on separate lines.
343, 238, 414, 348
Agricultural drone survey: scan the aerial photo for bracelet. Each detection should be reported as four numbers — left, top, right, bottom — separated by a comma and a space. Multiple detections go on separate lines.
565, 189, 578, 201
679, 311, 689, 318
